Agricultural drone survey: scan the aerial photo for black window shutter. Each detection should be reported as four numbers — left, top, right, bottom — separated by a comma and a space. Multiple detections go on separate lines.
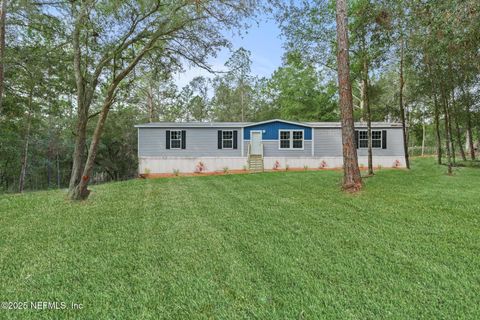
166, 130, 170, 149
217, 130, 222, 149
382, 130, 387, 149
354, 130, 359, 149
181, 130, 186, 149
233, 130, 238, 149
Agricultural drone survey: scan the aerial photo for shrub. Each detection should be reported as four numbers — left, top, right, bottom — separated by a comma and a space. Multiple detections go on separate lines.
195, 161, 206, 173
273, 160, 281, 170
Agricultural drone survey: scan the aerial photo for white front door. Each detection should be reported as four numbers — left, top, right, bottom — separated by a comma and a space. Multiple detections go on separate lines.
250, 131, 262, 155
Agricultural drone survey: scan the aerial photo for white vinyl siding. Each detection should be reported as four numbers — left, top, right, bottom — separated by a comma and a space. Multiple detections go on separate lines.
138, 128, 242, 157
313, 128, 404, 157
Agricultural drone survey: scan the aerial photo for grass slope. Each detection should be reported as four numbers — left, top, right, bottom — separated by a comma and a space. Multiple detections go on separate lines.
1, 158, 479, 319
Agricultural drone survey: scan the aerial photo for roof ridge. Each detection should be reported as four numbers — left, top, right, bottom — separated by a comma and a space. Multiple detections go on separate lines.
135, 119, 403, 128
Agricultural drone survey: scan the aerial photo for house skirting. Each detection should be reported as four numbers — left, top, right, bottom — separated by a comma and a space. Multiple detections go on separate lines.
139, 156, 406, 174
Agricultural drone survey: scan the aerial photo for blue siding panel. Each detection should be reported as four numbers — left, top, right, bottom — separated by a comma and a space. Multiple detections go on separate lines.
244, 121, 312, 140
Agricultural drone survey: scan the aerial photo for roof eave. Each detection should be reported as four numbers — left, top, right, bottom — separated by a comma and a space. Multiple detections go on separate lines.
243, 118, 310, 128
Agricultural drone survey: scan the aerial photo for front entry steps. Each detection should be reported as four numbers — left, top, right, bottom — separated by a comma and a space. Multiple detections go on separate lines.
248, 155, 264, 172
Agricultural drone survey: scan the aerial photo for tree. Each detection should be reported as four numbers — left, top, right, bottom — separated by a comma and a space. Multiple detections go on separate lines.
224, 47, 253, 122
3, 0, 480, 196
0, 1, 73, 193
67, 1, 178, 195
267, 51, 338, 121
132, 60, 179, 123
277, 0, 392, 176
211, 48, 255, 122
182, 76, 211, 121
0, 0, 6, 113
94, 104, 141, 181
336, 0, 362, 191
350, 0, 392, 175
66, 1, 259, 200
398, 37, 410, 169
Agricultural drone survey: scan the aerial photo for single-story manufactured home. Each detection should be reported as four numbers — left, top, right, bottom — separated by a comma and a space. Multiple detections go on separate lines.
135, 119, 406, 174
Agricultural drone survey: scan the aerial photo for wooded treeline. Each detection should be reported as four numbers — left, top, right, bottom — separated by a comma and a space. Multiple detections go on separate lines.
0, 0, 478, 195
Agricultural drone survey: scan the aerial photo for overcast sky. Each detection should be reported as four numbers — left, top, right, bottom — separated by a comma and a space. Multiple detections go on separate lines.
173, 17, 285, 89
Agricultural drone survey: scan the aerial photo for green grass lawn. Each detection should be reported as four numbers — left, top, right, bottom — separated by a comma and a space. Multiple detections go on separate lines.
456, 159, 480, 168
1, 158, 479, 319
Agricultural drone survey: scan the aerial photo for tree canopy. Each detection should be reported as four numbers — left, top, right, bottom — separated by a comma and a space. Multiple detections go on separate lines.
0, 0, 479, 195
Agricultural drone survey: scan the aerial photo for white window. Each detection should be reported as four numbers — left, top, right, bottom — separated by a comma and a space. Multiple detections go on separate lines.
359, 131, 368, 148
279, 130, 303, 150
280, 131, 290, 149
222, 130, 233, 149
371, 130, 382, 148
170, 130, 182, 149
293, 131, 303, 149
359, 130, 382, 148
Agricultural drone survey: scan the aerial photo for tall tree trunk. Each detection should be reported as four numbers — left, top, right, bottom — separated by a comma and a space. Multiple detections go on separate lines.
18, 123, 30, 193
68, 100, 89, 193
421, 120, 426, 157
440, 83, 453, 174
71, 97, 114, 200
426, 56, 442, 164
335, 0, 362, 192
433, 91, 442, 164
0, 0, 6, 113
451, 91, 466, 161
56, 151, 61, 188
399, 38, 410, 169
465, 129, 470, 155
68, 4, 90, 194
462, 85, 475, 160
240, 85, 245, 122
362, 58, 373, 175
430, 89, 441, 162
147, 84, 154, 122
453, 112, 466, 161
19, 90, 33, 193
47, 159, 51, 188
446, 97, 455, 164
71, 31, 160, 200
477, 127, 480, 153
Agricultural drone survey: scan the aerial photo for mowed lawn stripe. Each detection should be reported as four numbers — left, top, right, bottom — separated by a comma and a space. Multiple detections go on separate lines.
0, 157, 479, 319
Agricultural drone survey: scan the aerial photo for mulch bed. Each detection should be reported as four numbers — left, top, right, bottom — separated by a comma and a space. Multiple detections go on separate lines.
139, 166, 403, 179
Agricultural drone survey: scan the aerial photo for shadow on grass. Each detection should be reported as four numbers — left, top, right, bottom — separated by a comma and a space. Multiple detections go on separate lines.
451, 160, 480, 168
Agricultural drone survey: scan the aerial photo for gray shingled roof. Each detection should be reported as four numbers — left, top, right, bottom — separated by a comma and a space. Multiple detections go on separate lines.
135, 122, 253, 128
306, 122, 403, 128
134, 119, 402, 128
